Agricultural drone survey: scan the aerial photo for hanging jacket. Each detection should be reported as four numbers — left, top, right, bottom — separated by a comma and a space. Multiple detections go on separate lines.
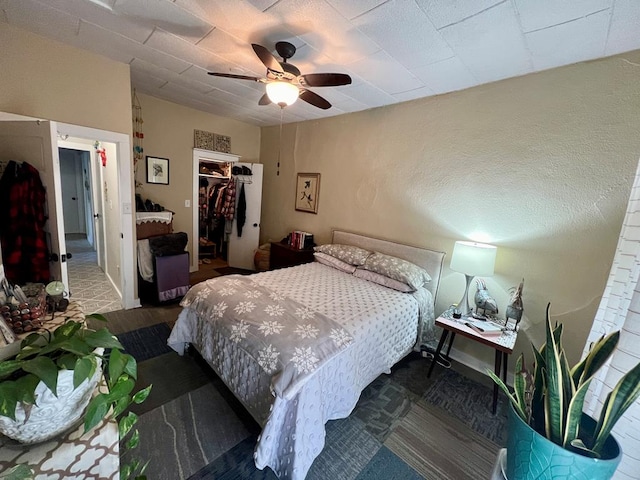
221, 177, 236, 221
0, 161, 50, 284
237, 183, 246, 237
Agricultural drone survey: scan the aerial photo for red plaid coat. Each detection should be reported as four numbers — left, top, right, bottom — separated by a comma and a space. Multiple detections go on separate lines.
0, 161, 50, 284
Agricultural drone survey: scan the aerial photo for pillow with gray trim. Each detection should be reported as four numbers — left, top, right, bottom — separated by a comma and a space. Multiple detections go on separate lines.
361, 252, 431, 290
313, 244, 372, 266
353, 268, 415, 292
314, 252, 357, 274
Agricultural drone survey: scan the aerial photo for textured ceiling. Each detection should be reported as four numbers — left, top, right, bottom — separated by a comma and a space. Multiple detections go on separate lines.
2, 0, 639, 126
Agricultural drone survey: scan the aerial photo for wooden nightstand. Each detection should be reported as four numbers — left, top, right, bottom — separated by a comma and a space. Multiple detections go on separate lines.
270, 242, 315, 270
427, 312, 518, 414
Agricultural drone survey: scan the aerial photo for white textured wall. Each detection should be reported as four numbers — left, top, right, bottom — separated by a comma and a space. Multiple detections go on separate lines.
260, 49, 640, 370
584, 158, 640, 479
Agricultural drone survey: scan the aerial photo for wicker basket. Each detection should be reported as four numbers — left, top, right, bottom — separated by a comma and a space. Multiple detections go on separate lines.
0, 283, 47, 335
254, 243, 271, 271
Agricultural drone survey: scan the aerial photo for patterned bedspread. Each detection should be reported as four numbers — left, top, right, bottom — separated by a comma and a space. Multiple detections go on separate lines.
168, 262, 435, 480
180, 276, 353, 399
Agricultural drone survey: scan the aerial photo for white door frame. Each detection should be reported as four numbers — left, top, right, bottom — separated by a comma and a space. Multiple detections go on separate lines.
57, 123, 138, 309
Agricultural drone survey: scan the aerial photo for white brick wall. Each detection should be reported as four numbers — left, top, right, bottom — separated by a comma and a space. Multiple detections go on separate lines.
583, 159, 640, 480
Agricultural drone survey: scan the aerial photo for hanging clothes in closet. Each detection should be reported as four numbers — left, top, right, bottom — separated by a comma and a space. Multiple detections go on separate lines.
198, 175, 232, 260
237, 183, 246, 237
0, 160, 50, 284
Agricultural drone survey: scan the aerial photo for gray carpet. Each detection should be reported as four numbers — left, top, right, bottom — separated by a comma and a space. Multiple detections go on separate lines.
105, 306, 505, 480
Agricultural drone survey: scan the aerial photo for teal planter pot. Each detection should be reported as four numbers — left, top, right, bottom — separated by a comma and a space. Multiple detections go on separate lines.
506, 404, 622, 480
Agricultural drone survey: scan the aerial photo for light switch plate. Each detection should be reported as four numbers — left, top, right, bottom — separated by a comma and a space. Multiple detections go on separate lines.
185, 199, 191, 208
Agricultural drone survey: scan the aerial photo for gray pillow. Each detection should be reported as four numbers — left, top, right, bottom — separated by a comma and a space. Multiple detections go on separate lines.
361, 252, 431, 290
314, 252, 357, 274
353, 268, 415, 292
313, 244, 372, 266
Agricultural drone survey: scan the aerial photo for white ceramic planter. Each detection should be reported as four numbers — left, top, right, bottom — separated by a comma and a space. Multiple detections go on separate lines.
0, 354, 103, 444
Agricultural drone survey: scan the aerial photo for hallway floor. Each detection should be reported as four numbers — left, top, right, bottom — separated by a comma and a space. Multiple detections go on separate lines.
66, 234, 122, 314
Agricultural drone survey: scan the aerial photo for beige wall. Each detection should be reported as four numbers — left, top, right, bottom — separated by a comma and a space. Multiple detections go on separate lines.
0, 24, 131, 134
135, 94, 261, 260
260, 50, 640, 369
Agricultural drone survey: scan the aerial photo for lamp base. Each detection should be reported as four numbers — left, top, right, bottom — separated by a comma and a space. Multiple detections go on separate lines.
456, 274, 474, 317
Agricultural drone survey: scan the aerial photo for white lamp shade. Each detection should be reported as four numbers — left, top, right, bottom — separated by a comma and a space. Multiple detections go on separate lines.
450, 241, 497, 277
266, 81, 299, 106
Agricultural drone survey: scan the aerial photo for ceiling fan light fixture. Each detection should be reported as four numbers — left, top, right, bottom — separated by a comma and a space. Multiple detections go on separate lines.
266, 81, 299, 107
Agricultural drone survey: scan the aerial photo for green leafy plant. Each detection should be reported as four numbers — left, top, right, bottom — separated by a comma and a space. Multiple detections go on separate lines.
0, 315, 152, 479
490, 304, 640, 458
0, 465, 34, 480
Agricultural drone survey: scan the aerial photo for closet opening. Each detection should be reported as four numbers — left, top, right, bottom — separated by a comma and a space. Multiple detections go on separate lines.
191, 148, 263, 278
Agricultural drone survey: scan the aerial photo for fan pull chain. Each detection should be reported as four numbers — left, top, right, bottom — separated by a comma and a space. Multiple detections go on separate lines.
277, 107, 283, 176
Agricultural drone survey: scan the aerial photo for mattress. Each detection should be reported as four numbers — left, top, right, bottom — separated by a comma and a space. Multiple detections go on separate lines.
168, 262, 434, 479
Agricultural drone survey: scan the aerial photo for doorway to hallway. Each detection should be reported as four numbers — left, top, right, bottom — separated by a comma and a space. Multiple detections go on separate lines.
65, 234, 121, 313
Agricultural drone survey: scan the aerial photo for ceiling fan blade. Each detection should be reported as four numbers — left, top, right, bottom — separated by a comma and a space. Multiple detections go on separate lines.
299, 89, 331, 110
300, 73, 352, 87
258, 93, 271, 106
208, 72, 262, 82
252, 43, 284, 73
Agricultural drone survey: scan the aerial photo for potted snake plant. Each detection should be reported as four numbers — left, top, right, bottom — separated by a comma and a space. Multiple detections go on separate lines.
490, 304, 640, 480
0, 315, 151, 479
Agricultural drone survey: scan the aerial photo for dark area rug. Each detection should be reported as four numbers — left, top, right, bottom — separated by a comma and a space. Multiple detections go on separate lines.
117, 323, 173, 361
114, 306, 503, 480
423, 368, 508, 445
214, 266, 255, 276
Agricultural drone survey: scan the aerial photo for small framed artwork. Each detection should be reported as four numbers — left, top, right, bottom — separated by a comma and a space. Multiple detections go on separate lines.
295, 173, 320, 214
146, 156, 169, 185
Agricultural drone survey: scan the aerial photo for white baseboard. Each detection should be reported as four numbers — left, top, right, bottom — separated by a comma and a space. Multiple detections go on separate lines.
447, 346, 515, 387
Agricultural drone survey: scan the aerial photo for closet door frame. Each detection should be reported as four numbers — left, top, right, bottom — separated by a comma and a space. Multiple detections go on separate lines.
191, 148, 240, 272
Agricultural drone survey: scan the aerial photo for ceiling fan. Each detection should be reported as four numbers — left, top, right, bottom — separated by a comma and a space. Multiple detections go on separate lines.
208, 41, 352, 110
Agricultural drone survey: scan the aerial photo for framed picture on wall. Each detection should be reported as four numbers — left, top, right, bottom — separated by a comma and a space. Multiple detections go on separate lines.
295, 173, 320, 214
146, 156, 169, 185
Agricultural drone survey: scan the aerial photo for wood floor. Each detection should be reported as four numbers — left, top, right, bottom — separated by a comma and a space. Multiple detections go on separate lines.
189, 257, 226, 285
386, 401, 500, 479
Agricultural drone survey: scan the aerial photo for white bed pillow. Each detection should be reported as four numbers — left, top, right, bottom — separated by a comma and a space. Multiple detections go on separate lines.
314, 252, 357, 274
313, 244, 372, 266
360, 252, 431, 290
353, 268, 415, 292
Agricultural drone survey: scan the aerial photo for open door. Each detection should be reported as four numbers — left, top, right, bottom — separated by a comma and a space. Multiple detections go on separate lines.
58, 140, 106, 272
228, 163, 263, 270
90, 149, 106, 271
0, 120, 68, 288
81, 154, 95, 249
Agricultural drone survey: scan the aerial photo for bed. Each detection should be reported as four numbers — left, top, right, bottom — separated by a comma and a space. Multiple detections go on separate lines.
167, 230, 445, 479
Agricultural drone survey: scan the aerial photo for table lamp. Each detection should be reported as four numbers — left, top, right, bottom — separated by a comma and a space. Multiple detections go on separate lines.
450, 241, 497, 317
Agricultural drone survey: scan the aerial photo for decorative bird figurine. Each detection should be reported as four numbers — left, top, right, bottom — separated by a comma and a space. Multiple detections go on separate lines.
506, 279, 524, 328
474, 279, 498, 316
